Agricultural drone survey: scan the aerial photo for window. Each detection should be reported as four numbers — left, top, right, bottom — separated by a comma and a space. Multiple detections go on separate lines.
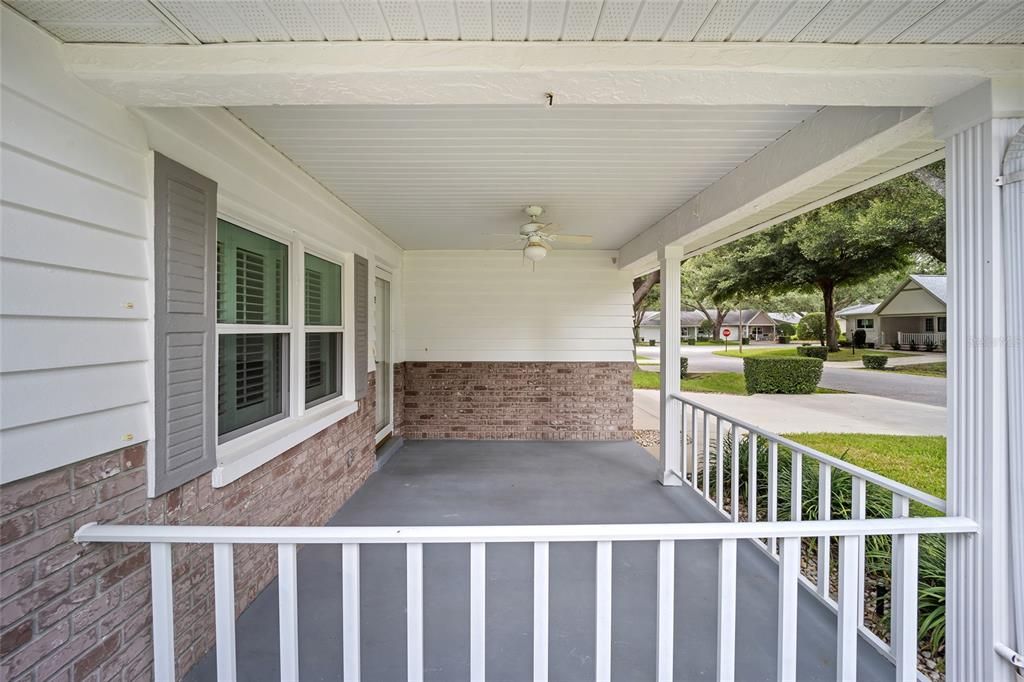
938, 317, 947, 332
216, 219, 350, 444
217, 220, 289, 440
304, 253, 344, 407
856, 318, 874, 329
925, 318, 935, 332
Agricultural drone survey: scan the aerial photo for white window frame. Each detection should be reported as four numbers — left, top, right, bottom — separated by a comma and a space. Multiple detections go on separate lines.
211, 206, 357, 487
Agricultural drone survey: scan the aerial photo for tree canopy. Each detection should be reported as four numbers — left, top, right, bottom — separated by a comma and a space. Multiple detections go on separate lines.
712, 163, 945, 349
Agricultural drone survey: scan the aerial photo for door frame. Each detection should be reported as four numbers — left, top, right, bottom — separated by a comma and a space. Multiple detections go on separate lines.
373, 265, 394, 445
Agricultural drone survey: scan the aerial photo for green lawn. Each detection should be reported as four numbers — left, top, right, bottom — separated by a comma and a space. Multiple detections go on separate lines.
713, 346, 910, 362
633, 370, 845, 396
884, 361, 947, 378
783, 432, 946, 514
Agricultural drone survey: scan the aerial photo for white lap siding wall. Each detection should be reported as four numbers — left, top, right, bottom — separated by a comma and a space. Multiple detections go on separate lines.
0, 10, 399, 680
400, 251, 635, 440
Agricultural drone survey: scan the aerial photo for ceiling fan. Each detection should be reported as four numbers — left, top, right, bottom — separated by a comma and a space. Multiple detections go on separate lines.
508, 205, 593, 264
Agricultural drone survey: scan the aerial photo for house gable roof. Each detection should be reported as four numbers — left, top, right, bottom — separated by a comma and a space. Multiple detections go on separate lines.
837, 303, 879, 317
874, 274, 947, 316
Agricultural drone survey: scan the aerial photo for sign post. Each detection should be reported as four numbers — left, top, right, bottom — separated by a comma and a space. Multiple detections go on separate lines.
723, 327, 731, 352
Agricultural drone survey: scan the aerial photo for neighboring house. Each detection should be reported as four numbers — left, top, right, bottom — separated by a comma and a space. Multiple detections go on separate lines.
838, 275, 947, 348
718, 309, 778, 341
837, 303, 881, 345
875, 275, 948, 347
640, 308, 780, 343
769, 312, 804, 327
637, 310, 707, 342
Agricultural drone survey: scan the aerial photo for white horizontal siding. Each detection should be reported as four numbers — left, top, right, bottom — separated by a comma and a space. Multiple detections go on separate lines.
0, 10, 152, 483
403, 251, 633, 362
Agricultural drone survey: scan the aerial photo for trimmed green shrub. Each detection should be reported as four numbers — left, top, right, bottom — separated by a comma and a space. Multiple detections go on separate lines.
680, 357, 688, 378
777, 321, 796, 337
862, 355, 888, 369
777, 335, 790, 344
853, 329, 867, 348
891, 340, 902, 350
743, 356, 823, 394
797, 345, 828, 361
687, 338, 696, 346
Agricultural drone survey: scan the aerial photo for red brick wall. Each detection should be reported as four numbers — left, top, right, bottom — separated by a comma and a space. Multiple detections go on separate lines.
401, 362, 633, 440
392, 362, 406, 438
0, 384, 376, 681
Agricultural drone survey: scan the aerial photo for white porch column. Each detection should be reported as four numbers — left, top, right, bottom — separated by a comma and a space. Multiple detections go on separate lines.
659, 246, 684, 486
935, 80, 1023, 682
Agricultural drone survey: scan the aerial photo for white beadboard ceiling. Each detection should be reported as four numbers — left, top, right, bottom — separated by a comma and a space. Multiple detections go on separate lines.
229, 104, 821, 250
5, 0, 1024, 44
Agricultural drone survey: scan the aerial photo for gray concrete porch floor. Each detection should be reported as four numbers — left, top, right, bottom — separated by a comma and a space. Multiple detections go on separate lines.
185, 440, 895, 682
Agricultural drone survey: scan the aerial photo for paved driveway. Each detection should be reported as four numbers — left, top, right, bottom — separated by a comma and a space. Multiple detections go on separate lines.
634, 389, 946, 436
635, 344, 946, 406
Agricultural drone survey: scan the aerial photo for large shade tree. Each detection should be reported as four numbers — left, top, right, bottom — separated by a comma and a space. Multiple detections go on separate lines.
713, 166, 944, 350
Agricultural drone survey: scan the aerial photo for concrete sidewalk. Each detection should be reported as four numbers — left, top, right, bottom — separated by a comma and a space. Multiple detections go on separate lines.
634, 389, 946, 436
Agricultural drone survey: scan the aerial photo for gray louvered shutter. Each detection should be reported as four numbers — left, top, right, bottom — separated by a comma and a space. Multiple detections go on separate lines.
353, 255, 369, 399
153, 153, 217, 496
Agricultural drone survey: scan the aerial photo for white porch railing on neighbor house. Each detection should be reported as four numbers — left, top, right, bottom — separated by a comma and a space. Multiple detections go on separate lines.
73, 516, 974, 682
667, 393, 961, 680
896, 331, 946, 347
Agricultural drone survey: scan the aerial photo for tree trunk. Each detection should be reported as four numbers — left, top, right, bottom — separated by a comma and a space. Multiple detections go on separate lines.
911, 167, 945, 197
820, 281, 839, 351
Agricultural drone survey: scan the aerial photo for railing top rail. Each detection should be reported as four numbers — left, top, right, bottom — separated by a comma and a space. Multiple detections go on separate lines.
668, 392, 947, 512
74, 517, 976, 545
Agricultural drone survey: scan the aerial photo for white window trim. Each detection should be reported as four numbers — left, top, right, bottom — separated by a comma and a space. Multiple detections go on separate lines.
212, 207, 356, 487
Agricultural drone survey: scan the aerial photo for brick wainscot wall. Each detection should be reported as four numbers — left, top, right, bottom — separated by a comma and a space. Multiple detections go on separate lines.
1, 379, 376, 681
401, 362, 634, 440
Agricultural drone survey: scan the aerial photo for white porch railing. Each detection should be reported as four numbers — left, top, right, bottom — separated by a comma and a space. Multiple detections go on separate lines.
896, 331, 946, 346
667, 392, 959, 679
74, 516, 974, 682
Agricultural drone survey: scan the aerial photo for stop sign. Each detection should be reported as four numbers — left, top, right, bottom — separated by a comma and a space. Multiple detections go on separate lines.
722, 329, 732, 337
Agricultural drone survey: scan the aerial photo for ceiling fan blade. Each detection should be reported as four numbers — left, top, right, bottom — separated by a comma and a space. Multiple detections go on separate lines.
542, 222, 562, 234
549, 234, 593, 244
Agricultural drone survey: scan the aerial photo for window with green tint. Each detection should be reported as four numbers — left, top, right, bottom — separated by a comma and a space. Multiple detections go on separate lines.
304, 253, 343, 326
217, 220, 288, 325
218, 334, 286, 437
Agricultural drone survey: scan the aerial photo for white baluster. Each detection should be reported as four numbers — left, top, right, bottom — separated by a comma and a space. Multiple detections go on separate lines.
279, 544, 300, 681
890, 494, 910, 658
691, 407, 699, 488
657, 540, 675, 681
595, 541, 612, 682
341, 544, 361, 681
836, 535, 859, 681
213, 543, 237, 682
470, 542, 486, 681
731, 424, 741, 522
791, 452, 803, 522
851, 478, 867, 625
778, 537, 800, 681
716, 417, 724, 510
892, 533, 920, 681
767, 441, 779, 555
818, 463, 832, 600
150, 543, 176, 682
717, 539, 737, 682
749, 432, 758, 523
681, 404, 689, 482
534, 542, 549, 682
703, 411, 711, 499
407, 543, 424, 682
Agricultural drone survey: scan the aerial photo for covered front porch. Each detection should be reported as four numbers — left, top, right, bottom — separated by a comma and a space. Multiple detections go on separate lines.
180, 439, 897, 682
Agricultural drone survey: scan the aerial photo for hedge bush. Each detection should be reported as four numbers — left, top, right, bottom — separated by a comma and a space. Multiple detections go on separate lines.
687, 338, 696, 346
796, 345, 828, 360
743, 356, 823, 394
862, 355, 888, 370
777, 335, 790, 344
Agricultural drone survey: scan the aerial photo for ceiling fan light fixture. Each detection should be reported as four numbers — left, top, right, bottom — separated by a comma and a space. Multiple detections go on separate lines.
523, 243, 547, 262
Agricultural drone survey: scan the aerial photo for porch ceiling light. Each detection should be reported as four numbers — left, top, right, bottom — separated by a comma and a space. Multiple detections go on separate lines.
524, 242, 547, 262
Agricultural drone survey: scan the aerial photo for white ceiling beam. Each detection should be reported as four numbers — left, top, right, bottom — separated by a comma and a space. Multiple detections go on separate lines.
616, 106, 936, 273
62, 41, 1023, 108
